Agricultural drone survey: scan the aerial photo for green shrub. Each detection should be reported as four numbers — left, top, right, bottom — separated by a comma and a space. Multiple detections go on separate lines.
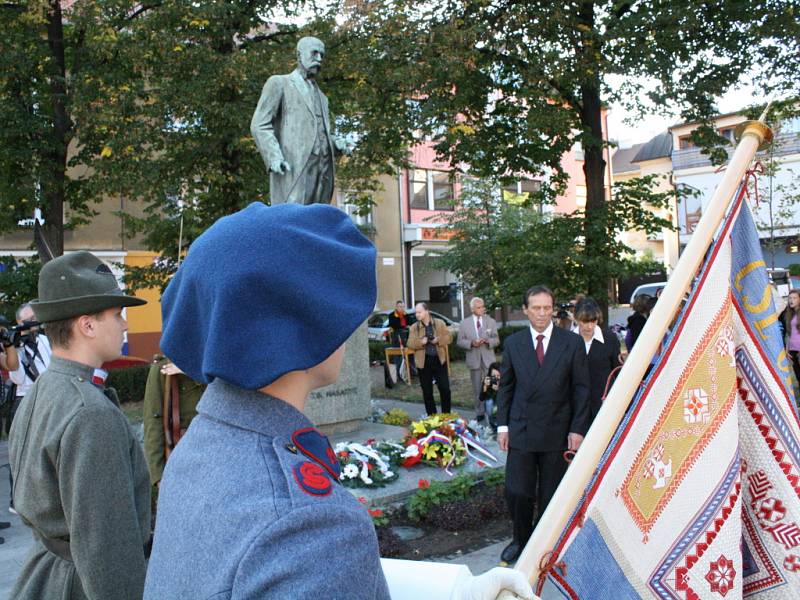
108, 365, 151, 404
498, 325, 527, 352
369, 340, 388, 362
448, 335, 466, 362
789, 263, 800, 277
482, 467, 506, 488
382, 408, 411, 427
409, 468, 506, 522
407, 473, 476, 521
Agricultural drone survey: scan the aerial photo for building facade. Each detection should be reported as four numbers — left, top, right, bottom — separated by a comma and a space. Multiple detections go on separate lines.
612, 111, 800, 275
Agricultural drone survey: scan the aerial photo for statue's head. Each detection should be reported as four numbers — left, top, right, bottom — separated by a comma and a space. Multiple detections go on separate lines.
296, 37, 325, 77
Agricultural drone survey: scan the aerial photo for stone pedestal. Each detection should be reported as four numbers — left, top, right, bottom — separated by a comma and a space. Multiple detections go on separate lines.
306, 321, 370, 435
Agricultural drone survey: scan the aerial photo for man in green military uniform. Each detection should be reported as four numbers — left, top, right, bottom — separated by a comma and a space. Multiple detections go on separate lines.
142, 355, 205, 485
8, 251, 151, 600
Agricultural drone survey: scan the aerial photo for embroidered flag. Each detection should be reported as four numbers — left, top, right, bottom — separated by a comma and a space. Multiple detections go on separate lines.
540, 188, 800, 598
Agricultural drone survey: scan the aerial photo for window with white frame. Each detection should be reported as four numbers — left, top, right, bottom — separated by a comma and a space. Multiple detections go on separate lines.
502, 179, 542, 204
410, 169, 429, 209
431, 171, 454, 210
338, 191, 374, 227
409, 169, 455, 210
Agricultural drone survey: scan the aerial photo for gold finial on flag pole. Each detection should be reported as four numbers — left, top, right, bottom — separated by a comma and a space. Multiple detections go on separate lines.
734, 101, 774, 150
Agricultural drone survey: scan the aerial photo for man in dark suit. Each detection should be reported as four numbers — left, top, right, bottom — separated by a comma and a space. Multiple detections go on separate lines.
496, 285, 590, 563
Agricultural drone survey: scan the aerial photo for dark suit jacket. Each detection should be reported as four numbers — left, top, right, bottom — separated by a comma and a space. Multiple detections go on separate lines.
497, 326, 590, 452
586, 328, 621, 422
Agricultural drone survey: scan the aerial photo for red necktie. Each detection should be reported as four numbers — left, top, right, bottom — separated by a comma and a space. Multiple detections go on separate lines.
536, 334, 545, 365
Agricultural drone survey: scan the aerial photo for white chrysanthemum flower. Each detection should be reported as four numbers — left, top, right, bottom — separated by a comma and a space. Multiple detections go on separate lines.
343, 464, 359, 478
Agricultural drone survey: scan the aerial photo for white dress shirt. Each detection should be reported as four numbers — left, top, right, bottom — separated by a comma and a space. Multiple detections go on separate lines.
10, 335, 52, 398
583, 326, 604, 354
529, 321, 553, 353
473, 315, 484, 337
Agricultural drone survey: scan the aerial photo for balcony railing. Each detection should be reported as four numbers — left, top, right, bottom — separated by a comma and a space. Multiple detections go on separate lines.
672, 131, 800, 171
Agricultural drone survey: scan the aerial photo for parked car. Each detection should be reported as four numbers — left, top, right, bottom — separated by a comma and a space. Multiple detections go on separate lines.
767, 268, 790, 298
629, 282, 667, 305
367, 309, 458, 342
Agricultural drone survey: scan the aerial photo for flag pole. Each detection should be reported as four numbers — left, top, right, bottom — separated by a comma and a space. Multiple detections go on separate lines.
501, 109, 773, 595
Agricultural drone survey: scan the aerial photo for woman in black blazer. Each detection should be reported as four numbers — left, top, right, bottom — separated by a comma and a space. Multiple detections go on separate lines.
574, 298, 622, 423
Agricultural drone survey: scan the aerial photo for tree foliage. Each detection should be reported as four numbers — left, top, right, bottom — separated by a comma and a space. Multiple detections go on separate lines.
0, 1, 422, 289
430, 175, 679, 317
335, 0, 800, 310
0, 256, 42, 320
0, 0, 131, 255
94, 1, 433, 290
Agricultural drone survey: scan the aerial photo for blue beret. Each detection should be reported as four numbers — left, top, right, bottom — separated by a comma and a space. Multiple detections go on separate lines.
160, 202, 376, 389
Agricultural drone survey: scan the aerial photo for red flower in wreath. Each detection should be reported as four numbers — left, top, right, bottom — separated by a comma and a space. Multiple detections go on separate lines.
368, 508, 384, 518
401, 440, 423, 468
418, 479, 430, 489
705, 554, 736, 596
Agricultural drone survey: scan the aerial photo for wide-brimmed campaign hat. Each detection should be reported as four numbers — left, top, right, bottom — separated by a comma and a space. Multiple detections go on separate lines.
160, 202, 377, 390
31, 251, 146, 322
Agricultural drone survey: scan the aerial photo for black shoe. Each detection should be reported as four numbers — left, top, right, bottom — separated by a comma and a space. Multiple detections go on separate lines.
501, 541, 521, 563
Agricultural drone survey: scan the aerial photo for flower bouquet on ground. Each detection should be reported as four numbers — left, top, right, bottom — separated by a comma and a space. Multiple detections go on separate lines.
335, 440, 404, 488
402, 413, 497, 475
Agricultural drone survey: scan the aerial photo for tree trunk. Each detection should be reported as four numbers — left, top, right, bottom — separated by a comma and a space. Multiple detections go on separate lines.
577, 0, 609, 322
43, 0, 69, 257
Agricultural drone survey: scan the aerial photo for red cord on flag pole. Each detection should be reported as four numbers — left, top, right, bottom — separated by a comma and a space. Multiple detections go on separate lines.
601, 365, 624, 403
535, 551, 567, 596
743, 161, 764, 207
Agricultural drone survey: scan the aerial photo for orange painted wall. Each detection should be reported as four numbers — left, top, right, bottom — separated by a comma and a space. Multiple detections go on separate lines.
124, 251, 163, 359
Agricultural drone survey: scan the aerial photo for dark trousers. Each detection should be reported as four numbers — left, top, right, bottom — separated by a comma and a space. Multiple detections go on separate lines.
6, 397, 22, 504
790, 351, 800, 391
505, 448, 569, 546
418, 354, 451, 415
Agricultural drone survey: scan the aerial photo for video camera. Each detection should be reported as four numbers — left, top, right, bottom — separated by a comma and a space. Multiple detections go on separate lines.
555, 302, 574, 321
0, 320, 42, 348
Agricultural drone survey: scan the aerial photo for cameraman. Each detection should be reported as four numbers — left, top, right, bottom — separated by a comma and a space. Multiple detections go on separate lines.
7, 302, 51, 514
0, 317, 20, 374
0, 316, 20, 440
479, 361, 502, 433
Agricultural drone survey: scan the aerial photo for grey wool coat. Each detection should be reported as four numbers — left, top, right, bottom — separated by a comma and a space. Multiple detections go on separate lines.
8, 356, 151, 600
144, 378, 391, 599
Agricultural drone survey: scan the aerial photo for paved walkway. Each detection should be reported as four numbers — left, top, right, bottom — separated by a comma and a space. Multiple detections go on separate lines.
0, 440, 29, 600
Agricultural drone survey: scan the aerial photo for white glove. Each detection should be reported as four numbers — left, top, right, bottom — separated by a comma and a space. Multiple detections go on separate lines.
450, 567, 536, 600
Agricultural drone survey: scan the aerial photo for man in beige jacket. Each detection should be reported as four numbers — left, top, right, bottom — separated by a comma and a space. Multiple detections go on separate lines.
407, 302, 452, 415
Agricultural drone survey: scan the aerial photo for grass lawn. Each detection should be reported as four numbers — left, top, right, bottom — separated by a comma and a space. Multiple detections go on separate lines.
369, 361, 476, 408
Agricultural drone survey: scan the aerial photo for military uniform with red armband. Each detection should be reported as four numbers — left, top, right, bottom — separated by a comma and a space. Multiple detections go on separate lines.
143, 203, 535, 600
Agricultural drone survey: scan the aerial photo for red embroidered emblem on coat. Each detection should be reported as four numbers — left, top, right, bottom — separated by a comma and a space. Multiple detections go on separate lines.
293, 462, 332, 496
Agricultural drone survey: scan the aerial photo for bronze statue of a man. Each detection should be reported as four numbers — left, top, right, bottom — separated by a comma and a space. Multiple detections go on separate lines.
250, 36, 348, 205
